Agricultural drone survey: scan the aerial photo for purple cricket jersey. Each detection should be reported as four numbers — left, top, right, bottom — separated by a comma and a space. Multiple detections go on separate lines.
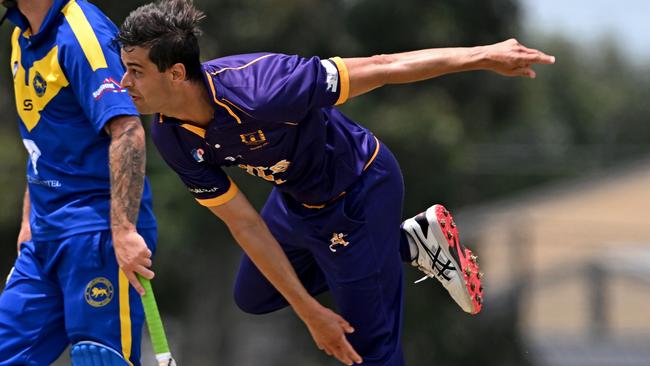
151, 53, 379, 207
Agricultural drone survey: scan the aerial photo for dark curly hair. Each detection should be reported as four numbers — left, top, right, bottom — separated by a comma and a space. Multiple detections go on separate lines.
117, 0, 205, 81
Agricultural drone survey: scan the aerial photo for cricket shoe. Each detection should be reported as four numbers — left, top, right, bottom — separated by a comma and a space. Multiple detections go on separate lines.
402, 204, 483, 314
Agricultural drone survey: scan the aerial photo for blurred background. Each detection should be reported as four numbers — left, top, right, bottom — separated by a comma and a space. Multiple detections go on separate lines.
1, 0, 650, 365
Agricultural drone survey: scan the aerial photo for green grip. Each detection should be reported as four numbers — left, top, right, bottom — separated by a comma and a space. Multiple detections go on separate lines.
138, 276, 170, 356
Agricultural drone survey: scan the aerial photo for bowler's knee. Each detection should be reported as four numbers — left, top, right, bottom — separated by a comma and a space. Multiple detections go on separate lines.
233, 285, 284, 315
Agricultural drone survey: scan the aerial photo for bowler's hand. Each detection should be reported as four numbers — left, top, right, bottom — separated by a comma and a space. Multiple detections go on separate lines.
113, 230, 154, 295
303, 305, 363, 365
481, 38, 555, 78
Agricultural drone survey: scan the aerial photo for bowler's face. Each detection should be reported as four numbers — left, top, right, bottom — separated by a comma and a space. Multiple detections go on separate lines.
120, 46, 169, 115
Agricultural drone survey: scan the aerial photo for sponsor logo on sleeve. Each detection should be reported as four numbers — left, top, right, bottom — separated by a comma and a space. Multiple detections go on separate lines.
321, 59, 339, 93
92, 78, 127, 100
188, 186, 220, 194
191, 148, 205, 162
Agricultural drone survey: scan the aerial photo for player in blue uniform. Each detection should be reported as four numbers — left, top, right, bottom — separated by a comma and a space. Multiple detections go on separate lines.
0, 1, 158, 365
118, 1, 554, 365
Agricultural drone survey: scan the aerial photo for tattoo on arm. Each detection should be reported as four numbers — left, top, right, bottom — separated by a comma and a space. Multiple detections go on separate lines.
108, 116, 146, 231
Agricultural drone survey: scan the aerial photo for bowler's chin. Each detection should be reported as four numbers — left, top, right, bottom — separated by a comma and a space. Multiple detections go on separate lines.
133, 102, 156, 115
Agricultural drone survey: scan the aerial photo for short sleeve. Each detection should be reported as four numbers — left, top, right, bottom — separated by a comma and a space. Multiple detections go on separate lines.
151, 120, 238, 207
59, 3, 138, 133
213, 53, 350, 122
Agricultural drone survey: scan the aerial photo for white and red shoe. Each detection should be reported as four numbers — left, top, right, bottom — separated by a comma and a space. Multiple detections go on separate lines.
402, 204, 483, 314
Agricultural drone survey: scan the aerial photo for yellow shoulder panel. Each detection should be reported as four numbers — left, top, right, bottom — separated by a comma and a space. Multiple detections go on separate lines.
61, 0, 107, 71
11, 28, 70, 132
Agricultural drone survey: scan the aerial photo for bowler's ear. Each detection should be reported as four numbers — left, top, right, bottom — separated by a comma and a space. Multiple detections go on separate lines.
170, 63, 187, 81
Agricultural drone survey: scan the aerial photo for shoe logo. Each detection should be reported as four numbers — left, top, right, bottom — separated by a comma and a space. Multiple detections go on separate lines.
413, 215, 456, 281
84, 277, 114, 307
329, 233, 349, 252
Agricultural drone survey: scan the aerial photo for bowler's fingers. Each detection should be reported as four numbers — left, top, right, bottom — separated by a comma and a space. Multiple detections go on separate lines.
337, 339, 363, 365
328, 332, 362, 365
507, 66, 535, 78
519, 49, 556, 65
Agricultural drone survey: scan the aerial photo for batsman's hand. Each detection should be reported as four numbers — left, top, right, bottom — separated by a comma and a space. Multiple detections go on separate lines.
303, 305, 363, 365
16, 221, 31, 254
481, 38, 555, 78
112, 230, 154, 295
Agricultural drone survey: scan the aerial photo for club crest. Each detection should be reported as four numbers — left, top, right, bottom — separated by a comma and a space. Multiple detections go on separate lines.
329, 233, 349, 252
33, 71, 47, 97
85, 277, 114, 307
240, 130, 267, 146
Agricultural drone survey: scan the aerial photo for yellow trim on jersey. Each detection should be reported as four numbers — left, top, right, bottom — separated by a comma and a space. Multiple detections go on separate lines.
180, 123, 206, 138
363, 136, 381, 171
302, 202, 326, 209
205, 71, 242, 124
330, 57, 350, 106
196, 179, 239, 207
302, 191, 347, 209
62, 0, 107, 71
222, 98, 255, 118
118, 270, 134, 366
12, 28, 70, 132
210, 54, 274, 75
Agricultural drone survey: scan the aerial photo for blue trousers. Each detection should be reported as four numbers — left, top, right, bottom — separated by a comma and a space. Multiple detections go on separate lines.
0, 229, 157, 366
234, 143, 406, 366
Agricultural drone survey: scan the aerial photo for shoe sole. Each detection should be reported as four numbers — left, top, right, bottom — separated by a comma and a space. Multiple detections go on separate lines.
428, 204, 483, 314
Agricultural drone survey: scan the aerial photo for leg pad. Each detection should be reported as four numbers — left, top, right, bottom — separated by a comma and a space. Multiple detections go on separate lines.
71, 341, 130, 366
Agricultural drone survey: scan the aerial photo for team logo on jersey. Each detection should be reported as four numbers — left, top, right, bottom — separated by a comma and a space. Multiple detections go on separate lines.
191, 148, 205, 162
92, 78, 127, 100
33, 71, 47, 97
22, 139, 41, 175
238, 159, 290, 184
12, 61, 18, 79
240, 130, 267, 147
329, 233, 349, 252
85, 277, 114, 308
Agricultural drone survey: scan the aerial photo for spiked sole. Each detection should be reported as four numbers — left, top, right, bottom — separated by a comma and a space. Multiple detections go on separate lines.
429, 204, 484, 314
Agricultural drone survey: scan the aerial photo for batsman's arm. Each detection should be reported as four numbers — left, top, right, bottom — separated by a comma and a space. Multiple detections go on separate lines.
209, 191, 363, 366
17, 186, 31, 253
106, 115, 154, 295
343, 38, 555, 99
